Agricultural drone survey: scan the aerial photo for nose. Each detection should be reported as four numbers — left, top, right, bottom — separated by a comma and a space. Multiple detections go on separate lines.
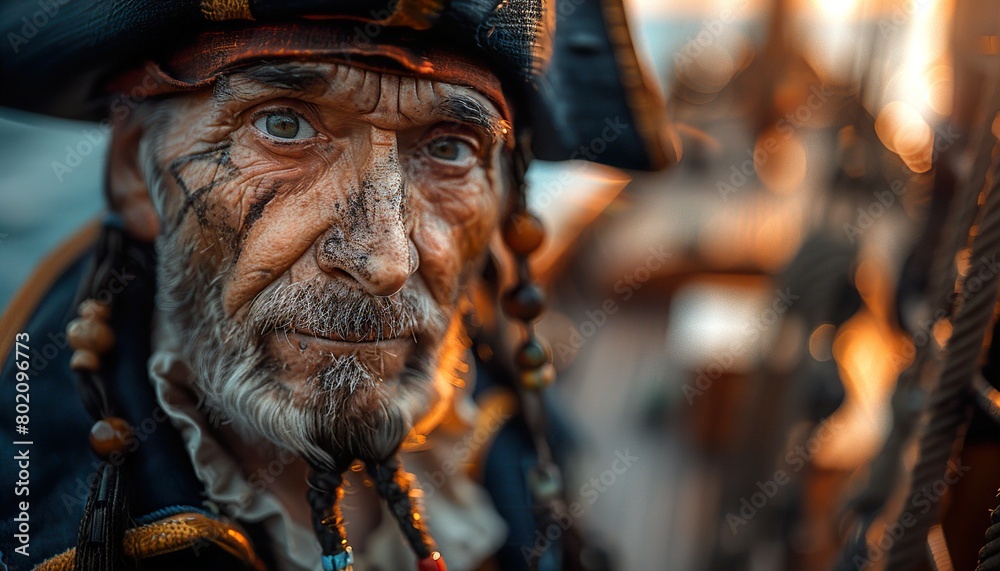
315, 129, 417, 297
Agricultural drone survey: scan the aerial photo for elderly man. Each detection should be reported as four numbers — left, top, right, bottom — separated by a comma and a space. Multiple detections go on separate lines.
0, 1, 670, 570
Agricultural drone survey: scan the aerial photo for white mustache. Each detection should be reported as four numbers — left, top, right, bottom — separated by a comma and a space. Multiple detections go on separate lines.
245, 276, 442, 343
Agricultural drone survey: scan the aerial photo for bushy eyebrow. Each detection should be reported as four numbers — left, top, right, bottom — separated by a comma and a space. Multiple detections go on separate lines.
435, 94, 511, 142
216, 63, 512, 143
218, 62, 330, 100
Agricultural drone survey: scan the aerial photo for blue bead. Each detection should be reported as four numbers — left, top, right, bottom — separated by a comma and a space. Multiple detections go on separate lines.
322, 546, 354, 570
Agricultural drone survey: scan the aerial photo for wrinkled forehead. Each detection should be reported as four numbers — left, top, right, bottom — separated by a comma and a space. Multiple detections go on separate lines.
218, 60, 511, 140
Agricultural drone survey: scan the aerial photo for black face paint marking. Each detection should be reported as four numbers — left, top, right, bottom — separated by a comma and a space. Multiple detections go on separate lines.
233, 182, 279, 261
166, 142, 237, 235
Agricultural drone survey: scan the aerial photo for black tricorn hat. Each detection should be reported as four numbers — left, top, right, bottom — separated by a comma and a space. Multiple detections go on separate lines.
0, 0, 677, 171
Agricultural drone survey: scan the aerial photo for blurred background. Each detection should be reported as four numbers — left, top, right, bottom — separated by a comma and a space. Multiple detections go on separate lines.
3, 0, 1000, 569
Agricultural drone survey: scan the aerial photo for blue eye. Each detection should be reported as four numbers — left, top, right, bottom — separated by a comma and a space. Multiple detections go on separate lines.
253, 111, 317, 140
425, 137, 475, 162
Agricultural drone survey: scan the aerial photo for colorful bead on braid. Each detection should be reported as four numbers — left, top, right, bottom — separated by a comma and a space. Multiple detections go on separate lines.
416, 551, 447, 571
308, 468, 354, 571
366, 457, 447, 571
321, 547, 354, 571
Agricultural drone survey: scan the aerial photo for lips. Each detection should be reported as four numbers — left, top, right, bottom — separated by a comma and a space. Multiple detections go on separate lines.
263, 327, 416, 391
284, 325, 414, 344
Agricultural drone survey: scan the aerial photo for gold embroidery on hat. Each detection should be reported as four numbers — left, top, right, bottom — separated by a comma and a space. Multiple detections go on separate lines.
201, 0, 254, 21
378, 0, 444, 30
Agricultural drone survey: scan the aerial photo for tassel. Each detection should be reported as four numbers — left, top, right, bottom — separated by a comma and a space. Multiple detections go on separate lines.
73, 463, 130, 570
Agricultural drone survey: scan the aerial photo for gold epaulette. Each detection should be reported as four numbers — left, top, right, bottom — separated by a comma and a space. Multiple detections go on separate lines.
34, 512, 265, 571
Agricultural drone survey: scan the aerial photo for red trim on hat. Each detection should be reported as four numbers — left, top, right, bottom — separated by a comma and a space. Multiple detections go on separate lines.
108, 22, 511, 123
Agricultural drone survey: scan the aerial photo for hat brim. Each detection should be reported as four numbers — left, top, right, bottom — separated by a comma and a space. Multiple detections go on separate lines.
0, 0, 676, 171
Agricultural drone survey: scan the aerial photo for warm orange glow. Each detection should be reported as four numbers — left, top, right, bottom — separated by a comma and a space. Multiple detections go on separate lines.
854, 259, 879, 301
675, 43, 736, 94
754, 129, 808, 195
956, 247, 972, 278
833, 316, 898, 398
226, 529, 254, 552
626, 0, 761, 18
810, 0, 859, 18
818, 311, 910, 468
923, 65, 954, 116
697, 198, 802, 272
874, 101, 934, 172
933, 319, 953, 348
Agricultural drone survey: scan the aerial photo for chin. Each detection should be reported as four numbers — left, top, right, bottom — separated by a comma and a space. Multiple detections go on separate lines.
259, 327, 448, 464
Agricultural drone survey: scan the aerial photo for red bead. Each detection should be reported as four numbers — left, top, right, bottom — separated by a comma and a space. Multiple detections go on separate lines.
417, 552, 446, 571
89, 417, 133, 459
502, 283, 545, 322
503, 212, 545, 255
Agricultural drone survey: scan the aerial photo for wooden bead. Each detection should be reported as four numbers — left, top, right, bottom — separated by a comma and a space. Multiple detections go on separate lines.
416, 552, 446, 571
67, 317, 115, 353
503, 212, 545, 255
70, 349, 101, 372
502, 282, 545, 322
78, 299, 111, 321
89, 417, 133, 459
520, 363, 556, 390
515, 338, 551, 370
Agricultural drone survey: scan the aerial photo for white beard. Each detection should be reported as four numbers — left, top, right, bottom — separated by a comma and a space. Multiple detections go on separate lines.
154, 229, 456, 468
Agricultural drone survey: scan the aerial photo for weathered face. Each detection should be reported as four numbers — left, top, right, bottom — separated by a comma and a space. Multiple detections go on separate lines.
134, 60, 510, 465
